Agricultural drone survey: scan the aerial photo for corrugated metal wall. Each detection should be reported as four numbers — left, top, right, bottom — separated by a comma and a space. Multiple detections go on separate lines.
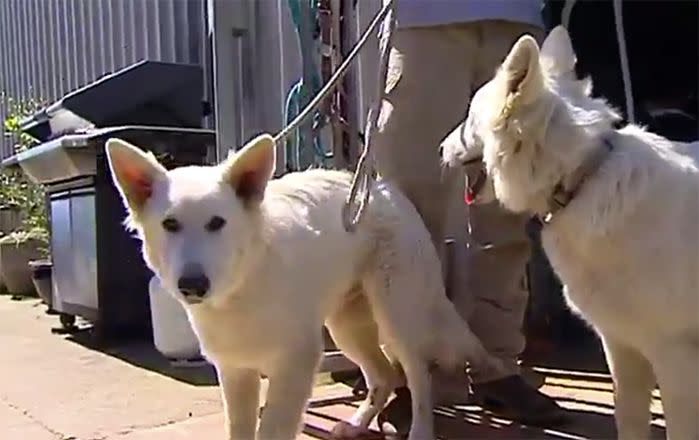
0, 0, 209, 159
0, 0, 384, 161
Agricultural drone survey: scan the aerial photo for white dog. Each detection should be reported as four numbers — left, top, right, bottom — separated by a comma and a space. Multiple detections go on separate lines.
443, 26, 699, 440
105, 134, 499, 440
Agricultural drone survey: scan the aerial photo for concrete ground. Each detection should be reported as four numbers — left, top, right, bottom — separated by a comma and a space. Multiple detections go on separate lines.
0, 295, 666, 440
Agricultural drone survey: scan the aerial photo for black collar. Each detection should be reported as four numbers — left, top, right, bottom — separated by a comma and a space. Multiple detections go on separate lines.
539, 138, 615, 225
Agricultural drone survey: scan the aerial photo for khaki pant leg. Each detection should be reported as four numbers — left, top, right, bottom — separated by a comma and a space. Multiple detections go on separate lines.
372, 25, 478, 269
455, 20, 545, 383
461, 204, 532, 382
373, 21, 544, 388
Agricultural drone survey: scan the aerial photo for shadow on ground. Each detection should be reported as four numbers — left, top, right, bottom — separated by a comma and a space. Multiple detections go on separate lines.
63, 326, 218, 386
304, 339, 667, 440
60, 324, 345, 387
58, 316, 667, 439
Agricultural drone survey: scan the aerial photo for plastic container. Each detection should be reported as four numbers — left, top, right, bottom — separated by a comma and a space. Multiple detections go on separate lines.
148, 276, 201, 361
29, 259, 53, 307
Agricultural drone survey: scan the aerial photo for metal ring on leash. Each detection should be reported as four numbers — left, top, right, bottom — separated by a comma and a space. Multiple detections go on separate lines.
341, 127, 374, 232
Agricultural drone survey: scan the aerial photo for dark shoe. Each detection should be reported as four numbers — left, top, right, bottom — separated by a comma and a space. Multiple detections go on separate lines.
471, 374, 569, 427
377, 387, 412, 438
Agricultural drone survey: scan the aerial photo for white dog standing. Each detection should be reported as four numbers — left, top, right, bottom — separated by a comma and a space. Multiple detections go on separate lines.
105, 134, 499, 440
443, 26, 699, 440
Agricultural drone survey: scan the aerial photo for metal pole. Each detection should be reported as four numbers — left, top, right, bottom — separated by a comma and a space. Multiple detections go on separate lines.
339, 0, 360, 170
207, 0, 248, 160
296, 0, 317, 167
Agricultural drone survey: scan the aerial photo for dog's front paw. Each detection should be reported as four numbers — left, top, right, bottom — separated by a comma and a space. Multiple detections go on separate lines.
331, 421, 384, 440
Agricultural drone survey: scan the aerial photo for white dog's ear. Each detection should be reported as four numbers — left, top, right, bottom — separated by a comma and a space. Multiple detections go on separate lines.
540, 25, 576, 76
221, 133, 276, 204
105, 138, 167, 214
500, 34, 543, 108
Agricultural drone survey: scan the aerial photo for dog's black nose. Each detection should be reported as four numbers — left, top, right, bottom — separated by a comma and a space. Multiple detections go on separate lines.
178, 275, 210, 298
177, 264, 210, 298
438, 145, 444, 158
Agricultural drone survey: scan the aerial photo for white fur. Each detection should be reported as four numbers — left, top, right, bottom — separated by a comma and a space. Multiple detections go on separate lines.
451, 26, 699, 440
104, 134, 499, 440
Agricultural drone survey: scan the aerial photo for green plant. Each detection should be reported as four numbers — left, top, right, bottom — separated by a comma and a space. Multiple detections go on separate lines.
0, 168, 27, 210
3, 96, 41, 153
1, 96, 49, 254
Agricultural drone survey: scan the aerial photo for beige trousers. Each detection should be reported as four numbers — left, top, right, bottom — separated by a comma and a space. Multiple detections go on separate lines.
372, 20, 543, 383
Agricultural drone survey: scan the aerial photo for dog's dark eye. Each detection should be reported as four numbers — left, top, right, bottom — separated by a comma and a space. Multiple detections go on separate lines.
162, 217, 181, 233
205, 216, 226, 232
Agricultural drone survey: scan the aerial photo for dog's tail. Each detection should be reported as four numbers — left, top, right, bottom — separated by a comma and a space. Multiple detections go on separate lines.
430, 301, 506, 377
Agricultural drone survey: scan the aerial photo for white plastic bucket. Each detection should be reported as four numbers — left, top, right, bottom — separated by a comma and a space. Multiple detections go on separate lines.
148, 275, 201, 361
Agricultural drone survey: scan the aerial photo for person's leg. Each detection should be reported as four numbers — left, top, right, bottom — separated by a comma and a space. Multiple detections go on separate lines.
458, 204, 531, 381
375, 20, 567, 435
462, 203, 567, 425
455, 20, 567, 425
371, 24, 477, 266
